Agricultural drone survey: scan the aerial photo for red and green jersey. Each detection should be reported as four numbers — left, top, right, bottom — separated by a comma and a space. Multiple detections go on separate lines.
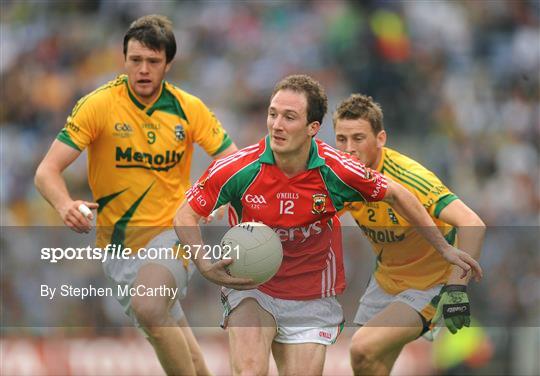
187, 137, 388, 300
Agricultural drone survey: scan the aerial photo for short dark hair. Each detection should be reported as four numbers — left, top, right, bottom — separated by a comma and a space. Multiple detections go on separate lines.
333, 94, 384, 134
123, 15, 176, 63
271, 75, 328, 124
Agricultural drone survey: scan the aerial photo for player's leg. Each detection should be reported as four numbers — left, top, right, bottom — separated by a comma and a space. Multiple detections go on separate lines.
271, 296, 343, 375
131, 262, 196, 375
177, 317, 212, 376
227, 298, 277, 376
350, 301, 423, 375
272, 342, 326, 375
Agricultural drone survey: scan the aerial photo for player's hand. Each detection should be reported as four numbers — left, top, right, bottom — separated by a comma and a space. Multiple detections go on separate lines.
440, 245, 483, 281
58, 200, 98, 234
199, 258, 259, 290
433, 285, 471, 334
202, 205, 227, 224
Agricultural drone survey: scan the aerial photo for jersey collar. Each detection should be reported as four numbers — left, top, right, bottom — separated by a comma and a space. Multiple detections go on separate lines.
124, 75, 165, 112
259, 136, 326, 170
375, 147, 386, 172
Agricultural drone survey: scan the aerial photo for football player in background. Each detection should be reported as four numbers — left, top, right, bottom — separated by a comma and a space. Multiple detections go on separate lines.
35, 15, 237, 375
174, 75, 482, 375
333, 93, 485, 375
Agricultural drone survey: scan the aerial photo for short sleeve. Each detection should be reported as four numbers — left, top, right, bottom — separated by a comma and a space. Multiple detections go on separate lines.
186, 160, 230, 217
353, 167, 388, 202
191, 98, 232, 156
56, 93, 107, 151
332, 161, 388, 203
384, 162, 458, 218
416, 172, 458, 218
321, 150, 388, 212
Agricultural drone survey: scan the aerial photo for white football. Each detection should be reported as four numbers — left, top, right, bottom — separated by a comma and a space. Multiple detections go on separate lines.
221, 222, 283, 285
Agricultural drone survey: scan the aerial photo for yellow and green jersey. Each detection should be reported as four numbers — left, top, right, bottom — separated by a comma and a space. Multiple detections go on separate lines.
57, 75, 232, 250
344, 147, 458, 295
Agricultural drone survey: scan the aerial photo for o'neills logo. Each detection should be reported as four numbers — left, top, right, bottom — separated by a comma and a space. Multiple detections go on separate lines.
319, 331, 331, 339
312, 193, 327, 214
115, 147, 183, 172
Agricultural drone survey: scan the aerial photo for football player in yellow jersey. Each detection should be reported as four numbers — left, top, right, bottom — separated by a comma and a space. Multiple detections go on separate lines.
333, 94, 486, 375
35, 15, 237, 375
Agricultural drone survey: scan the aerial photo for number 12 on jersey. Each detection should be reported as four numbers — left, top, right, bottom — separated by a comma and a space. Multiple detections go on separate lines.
279, 200, 294, 215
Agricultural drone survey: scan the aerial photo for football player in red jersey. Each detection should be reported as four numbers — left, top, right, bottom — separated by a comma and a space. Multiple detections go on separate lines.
174, 75, 482, 375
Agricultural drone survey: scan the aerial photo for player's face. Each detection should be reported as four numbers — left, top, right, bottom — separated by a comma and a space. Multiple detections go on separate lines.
124, 39, 171, 104
335, 118, 385, 169
267, 89, 319, 156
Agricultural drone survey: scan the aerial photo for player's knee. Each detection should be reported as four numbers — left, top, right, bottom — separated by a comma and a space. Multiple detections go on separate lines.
350, 331, 379, 371
190, 348, 208, 374
131, 296, 168, 329
232, 357, 268, 376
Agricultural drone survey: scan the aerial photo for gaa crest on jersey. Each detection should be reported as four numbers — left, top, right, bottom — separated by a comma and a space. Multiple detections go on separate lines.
113, 122, 133, 138
175, 125, 185, 141
312, 194, 327, 214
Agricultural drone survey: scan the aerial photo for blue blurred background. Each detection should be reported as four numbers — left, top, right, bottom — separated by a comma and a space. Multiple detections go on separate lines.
1, 1, 539, 375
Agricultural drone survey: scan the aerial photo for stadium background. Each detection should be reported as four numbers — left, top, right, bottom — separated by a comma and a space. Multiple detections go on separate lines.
1, 1, 538, 375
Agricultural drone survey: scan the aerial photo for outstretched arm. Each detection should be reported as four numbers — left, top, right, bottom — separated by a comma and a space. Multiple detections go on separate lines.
432, 199, 485, 334
438, 200, 485, 284
382, 179, 483, 280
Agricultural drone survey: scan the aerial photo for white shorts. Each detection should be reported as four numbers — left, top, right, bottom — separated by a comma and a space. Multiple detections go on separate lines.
102, 229, 194, 330
354, 277, 443, 331
221, 289, 344, 345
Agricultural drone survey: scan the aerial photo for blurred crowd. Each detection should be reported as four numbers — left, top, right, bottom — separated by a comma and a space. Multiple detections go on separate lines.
1, 1, 539, 225
1, 1, 539, 374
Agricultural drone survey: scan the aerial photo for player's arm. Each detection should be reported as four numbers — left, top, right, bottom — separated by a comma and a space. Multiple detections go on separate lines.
173, 201, 258, 290
212, 143, 238, 160
382, 179, 483, 280
438, 199, 485, 285
204, 143, 238, 222
430, 199, 485, 333
192, 95, 237, 162
34, 140, 98, 233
